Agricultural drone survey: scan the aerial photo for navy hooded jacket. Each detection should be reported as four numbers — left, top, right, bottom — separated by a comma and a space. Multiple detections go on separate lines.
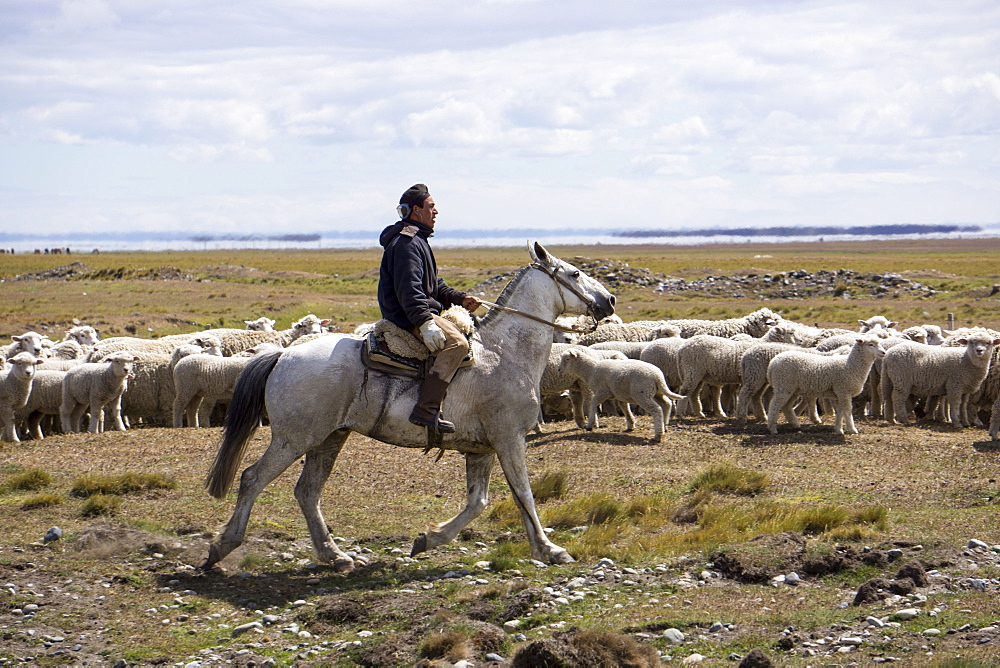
377, 219, 467, 331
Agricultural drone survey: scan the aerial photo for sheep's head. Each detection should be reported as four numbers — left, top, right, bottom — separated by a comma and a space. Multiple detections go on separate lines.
244, 317, 276, 332
107, 352, 140, 379
959, 333, 1000, 361
292, 314, 331, 338
7, 352, 43, 380
66, 326, 100, 347
853, 335, 885, 359
11, 331, 47, 357
190, 335, 224, 356
557, 348, 584, 374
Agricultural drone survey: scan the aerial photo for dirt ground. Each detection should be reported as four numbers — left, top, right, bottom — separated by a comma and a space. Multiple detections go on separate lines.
1, 415, 999, 666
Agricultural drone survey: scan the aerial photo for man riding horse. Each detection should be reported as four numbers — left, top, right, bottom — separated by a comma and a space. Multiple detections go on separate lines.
377, 184, 482, 434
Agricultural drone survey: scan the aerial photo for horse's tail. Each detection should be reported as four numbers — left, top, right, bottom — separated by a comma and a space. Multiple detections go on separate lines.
205, 349, 282, 499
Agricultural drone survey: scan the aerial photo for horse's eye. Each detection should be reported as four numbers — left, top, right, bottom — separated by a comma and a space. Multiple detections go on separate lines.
572, 271, 580, 278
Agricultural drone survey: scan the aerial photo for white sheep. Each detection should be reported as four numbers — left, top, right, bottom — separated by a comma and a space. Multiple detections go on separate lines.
858, 315, 899, 335
921, 324, 946, 346
191, 314, 330, 356
2, 331, 48, 360
61, 352, 138, 433
37, 339, 87, 371
14, 370, 68, 440
648, 323, 682, 340
557, 348, 683, 442
734, 342, 819, 426
881, 332, 1000, 428
637, 336, 688, 396
552, 313, 623, 344
766, 335, 884, 435
172, 354, 254, 428
539, 343, 627, 429
244, 317, 276, 331
675, 335, 757, 418
769, 321, 855, 348
0, 353, 45, 442
682, 307, 783, 339
64, 325, 100, 347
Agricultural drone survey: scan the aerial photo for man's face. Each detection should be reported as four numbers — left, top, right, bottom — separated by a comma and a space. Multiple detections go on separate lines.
411, 196, 437, 228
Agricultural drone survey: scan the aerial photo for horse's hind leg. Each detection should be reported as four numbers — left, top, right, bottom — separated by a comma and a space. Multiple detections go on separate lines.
204, 436, 310, 569
412, 452, 495, 557
294, 429, 354, 572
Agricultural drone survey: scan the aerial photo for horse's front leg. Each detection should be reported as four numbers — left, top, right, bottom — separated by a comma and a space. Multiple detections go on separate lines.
203, 437, 308, 569
294, 430, 354, 571
412, 452, 495, 557
494, 438, 573, 564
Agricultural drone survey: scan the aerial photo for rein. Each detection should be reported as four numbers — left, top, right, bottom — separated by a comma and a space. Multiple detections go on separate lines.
478, 262, 599, 334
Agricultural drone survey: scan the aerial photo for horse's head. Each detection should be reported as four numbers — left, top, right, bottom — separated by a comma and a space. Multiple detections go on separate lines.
527, 241, 616, 321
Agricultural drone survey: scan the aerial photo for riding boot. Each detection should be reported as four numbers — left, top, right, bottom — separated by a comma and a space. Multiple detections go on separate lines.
409, 371, 456, 433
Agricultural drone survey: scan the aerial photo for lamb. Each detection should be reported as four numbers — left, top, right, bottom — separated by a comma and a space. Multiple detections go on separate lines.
734, 342, 820, 427
172, 354, 255, 428
13, 369, 67, 440
37, 339, 87, 371
921, 324, 946, 346
244, 317, 276, 331
539, 344, 627, 429
881, 332, 1000, 428
553, 313, 623, 344
189, 314, 331, 356
118, 352, 179, 427
2, 331, 48, 360
858, 315, 899, 335
648, 323, 682, 340
60, 351, 138, 433
765, 335, 884, 435
0, 353, 45, 442
557, 348, 684, 442
675, 335, 756, 418
770, 321, 854, 348
64, 325, 100, 347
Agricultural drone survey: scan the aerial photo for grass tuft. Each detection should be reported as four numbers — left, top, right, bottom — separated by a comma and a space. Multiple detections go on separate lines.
70, 472, 177, 498
3, 468, 52, 493
532, 470, 569, 503
20, 493, 63, 510
80, 494, 121, 517
689, 462, 769, 496
417, 631, 472, 661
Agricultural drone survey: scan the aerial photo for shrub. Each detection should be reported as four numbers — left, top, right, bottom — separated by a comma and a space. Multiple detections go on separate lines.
20, 493, 63, 510
80, 494, 121, 517
71, 472, 177, 498
532, 471, 569, 503
689, 463, 769, 496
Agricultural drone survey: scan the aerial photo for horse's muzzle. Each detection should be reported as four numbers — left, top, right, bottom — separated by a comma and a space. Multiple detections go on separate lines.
591, 293, 616, 321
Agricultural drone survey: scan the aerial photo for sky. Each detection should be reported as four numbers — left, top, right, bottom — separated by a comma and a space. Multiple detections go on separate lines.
2, 0, 999, 242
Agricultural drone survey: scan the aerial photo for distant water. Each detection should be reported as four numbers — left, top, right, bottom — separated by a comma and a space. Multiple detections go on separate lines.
2, 228, 999, 254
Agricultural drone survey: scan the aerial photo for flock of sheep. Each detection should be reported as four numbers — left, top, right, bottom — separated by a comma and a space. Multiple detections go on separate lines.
2, 305, 999, 445
0, 315, 329, 442
541, 307, 1000, 442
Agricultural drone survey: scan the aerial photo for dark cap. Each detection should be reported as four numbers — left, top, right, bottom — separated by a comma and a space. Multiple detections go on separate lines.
399, 183, 430, 207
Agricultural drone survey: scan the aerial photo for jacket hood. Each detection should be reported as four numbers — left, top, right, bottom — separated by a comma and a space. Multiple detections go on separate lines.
379, 219, 433, 248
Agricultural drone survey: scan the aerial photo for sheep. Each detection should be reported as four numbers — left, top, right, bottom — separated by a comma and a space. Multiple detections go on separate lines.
681, 307, 783, 339
0, 353, 45, 442
734, 342, 820, 426
172, 354, 255, 428
557, 348, 684, 442
13, 369, 67, 440
858, 315, 899, 335
539, 344, 627, 429
765, 335, 884, 435
676, 335, 757, 418
36, 339, 87, 372
553, 313, 623, 344
922, 324, 946, 346
2, 331, 48, 360
189, 314, 331, 356
244, 317, 276, 331
61, 352, 138, 433
648, 323, 682, 340
64, 325, 100, 347
638, 336, 688, 395
589, 340, 651, 360
769, 321, 855, 348
881, 332, 1000, 428
575, 321, 670, 346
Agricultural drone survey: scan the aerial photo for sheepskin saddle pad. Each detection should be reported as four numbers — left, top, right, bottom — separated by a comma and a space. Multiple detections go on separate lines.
362, 306, 476, 378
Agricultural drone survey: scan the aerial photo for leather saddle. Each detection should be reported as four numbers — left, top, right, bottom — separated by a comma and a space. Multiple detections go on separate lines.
360, 321, 474, 379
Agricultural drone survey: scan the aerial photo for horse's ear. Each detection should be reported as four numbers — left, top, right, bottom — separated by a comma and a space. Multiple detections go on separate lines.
528, 241, 554, 266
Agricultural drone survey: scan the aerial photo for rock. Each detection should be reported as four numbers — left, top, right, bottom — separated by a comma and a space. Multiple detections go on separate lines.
709, 622, 725, 633
503, 620, 522, 631
922, 628, 942, 636
968, 539, 990, 550
785, 572, 801, 585
887, 549, 904, 560
894, 608, 920, 620
42, 527, 62, 543
485, 653, 504, 662
232, 622, 263, 637
738, 648, 775, 667
866, 616, 886, 628
663, 628, 685, 643
682, 654, 704, 664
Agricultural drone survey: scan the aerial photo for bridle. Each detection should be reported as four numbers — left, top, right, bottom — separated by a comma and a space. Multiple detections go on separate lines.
478, 262, 601, 334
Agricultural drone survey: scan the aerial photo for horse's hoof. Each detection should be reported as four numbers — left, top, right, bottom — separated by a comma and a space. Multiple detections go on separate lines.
411, 533, 428, 557
333, 557, 355, 573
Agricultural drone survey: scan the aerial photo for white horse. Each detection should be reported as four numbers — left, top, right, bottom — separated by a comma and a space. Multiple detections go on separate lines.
203, 242, 616, 570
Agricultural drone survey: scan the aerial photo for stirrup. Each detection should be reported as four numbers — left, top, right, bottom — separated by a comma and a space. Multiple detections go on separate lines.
409, 412, 456, 434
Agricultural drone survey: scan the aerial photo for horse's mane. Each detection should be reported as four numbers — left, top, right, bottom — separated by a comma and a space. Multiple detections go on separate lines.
478, 264, 534, 327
